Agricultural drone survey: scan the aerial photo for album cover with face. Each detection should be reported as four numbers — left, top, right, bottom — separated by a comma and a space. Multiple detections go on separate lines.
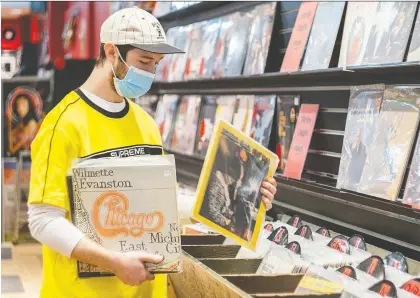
184, 22, 206, 80
243, 2, 276, 75
193, 120, 279, 250
201, 18, 222, 78
250, 95, 276, 148
362, 2, 417, 65
402, 132, 420, 209
301, 2, 346, 71
280, 1, 318, 73
3, 80, 52, 158
232, 95, 256, 136
168, 25, 192, 82
276, 95, 300, 174
213, 10, 254, 78
407, 12, 420, 62
196, 96, 218, 157
358, 86, 420, 201
337, 85, 384, 191
338, 2, 379, 67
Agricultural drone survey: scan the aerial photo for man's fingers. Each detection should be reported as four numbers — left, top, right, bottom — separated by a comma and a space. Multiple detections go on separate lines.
146, 271, 155, 281
262, 181, 277, 196
262, 197, 272, 210
261, 187, 274, 201
138, 253, 164, 264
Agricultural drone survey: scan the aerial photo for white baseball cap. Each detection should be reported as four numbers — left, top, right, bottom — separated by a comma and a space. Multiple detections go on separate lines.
100, 6, 184, 54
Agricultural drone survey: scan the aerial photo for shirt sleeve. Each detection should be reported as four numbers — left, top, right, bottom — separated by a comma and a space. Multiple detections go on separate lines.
28, 119, 79, 213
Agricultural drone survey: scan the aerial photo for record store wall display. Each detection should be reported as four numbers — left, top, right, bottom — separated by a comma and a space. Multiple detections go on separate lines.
337, 85, 384, 192
193, 120, 279, 250
301, 1, 346, 71
402, 134, 420, 209
280, 1, 318, 73
361, 2, 417, 65
407, 11, 420, 62
2, 79, 52, 157
358, 86, 420, 201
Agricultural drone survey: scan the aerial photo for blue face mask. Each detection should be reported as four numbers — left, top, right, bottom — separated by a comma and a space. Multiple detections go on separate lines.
111, 48, 155, 99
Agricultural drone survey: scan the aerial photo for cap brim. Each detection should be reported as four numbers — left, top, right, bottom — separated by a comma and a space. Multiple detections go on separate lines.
131, 43, 185, 54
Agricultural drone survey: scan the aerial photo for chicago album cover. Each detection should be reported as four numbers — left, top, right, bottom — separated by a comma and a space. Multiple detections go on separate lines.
250, 95, 276, 148
337, 85, 384, 192
407, 12, 420, 62
193, 120, 279, 250
277, 95, 300, 174
196, 96, 218, 157
280, 1, 318, 73
243, 2, 276, 75
232, 95, 255, 136
402, 134, 420, 209
358, 86, 420, 201
301, 2, 346, 71
362, 2, 417, 65
338, 2, 379, 67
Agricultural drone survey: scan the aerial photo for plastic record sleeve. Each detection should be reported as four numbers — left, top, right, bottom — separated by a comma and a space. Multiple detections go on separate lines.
192, 120, 279, 250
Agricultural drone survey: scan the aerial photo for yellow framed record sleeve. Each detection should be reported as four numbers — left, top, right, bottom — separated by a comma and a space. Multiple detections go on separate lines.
193, 120, 279, 250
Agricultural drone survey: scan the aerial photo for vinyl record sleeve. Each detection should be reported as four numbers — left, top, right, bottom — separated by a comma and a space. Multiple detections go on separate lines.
337, 84, 384, 191
301, 2, 346, 71
407, 12, 420, 62
201, 18, 222, 78
338, 2, 379, 67
280, 1, 318, 73
196, 96, 218, 157
243, 2, 276, 75
250, 95, 276, 148
362, 2, 417, 65
168, 25, 192, 82
193, 120, 279, 250
358, 86, 420, 201
157, 95, 179, 148
402, 132, 420, 209
215, 95, 236, 125
155, 27, 178, 82
213, 11, 254, 77
184, 22, 205, 80
232, 95, 256, 136
277, 95, 300, 173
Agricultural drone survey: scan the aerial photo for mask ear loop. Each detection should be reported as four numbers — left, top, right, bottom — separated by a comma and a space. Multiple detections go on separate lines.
111, 46, 130, 79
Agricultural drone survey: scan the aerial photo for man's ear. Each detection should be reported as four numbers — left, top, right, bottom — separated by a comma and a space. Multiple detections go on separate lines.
103, 43, 117, 63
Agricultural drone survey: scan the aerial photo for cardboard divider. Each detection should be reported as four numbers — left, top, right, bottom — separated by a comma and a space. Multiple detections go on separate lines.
181, 234, 226, 245
222, 274, 303, 294
182, 245, 241, 259
198, 258, 263, 275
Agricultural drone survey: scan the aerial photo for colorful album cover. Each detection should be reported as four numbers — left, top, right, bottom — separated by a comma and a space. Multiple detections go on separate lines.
168, 25, 192, 82
358, 86, 420, 201
277, 95, 300, 174
201, 18, 222, 78
337, 85, 384, 191
243, 2, 276, 75
193, 120, 279, 250
213, 10, 254, 77
250, 95, 276, 148
402, 134, 420, 209
3, 81, 51, 158
232, 95, 255, 136
362, 2, 417, 65
214, 96, 236, 125
338, 2, 379, 67
196, 96, 218, 157
280, 1, 318, 73
152, 1, 172, 17
301, 2, 346, 71
407, 12, 420, 62
156, 95, 179, 148
284, 104, 319, 180
184, 22, 205, 80
155, 27, 178, 82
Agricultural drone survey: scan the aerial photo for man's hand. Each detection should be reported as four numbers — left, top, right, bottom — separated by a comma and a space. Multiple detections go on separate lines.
260, 177, 277, 211
111, 251, 163, 286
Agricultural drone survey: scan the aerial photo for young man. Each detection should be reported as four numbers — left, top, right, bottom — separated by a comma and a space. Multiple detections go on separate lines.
28, 7, 277, 298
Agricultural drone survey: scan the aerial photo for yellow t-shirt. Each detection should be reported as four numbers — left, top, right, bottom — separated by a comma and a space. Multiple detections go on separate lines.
28, 89, 167, 298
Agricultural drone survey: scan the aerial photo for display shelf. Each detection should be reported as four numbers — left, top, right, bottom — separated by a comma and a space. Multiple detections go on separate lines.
166, 149, 420, 261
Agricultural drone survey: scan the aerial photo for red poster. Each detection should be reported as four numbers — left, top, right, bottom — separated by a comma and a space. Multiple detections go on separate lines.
280, 2, 318, 73
284, 104, 319, 179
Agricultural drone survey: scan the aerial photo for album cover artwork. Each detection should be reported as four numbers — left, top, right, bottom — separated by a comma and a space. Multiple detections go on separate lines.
402, 132, 420, 209
407, 12, 420, 62
301, 2, 346, 71
193, 120, 279, 250
184, 22, 205, 80
250, 95, 276, 148
168, 25, 192, 82
3, 81, 52, 157
337, 84, 384, 191
232, 95, 256, 136
213, 10, 254, 77
284, 104, 319, 180
196, 96, 218, 157
338, 2, 379, 67
276, 95, 300, 174
155, 27, 178, 82
201, 18, 222, 78
280, 1, 318, 73
243, 2, 276, 75
358, 86, 420, 201
362, 2, 417, 65
155, 95, 179, 148
152, 1, 172, 17
171, 96, 202, 155
215, 96, 236, 125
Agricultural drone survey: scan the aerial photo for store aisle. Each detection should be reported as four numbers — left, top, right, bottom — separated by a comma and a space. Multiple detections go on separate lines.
1, 243, 42, 298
